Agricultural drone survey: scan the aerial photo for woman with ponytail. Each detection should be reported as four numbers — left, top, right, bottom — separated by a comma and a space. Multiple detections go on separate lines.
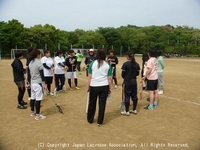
29, 49, 47, 120
87, 48, 112, 127
121, 51, 140, 116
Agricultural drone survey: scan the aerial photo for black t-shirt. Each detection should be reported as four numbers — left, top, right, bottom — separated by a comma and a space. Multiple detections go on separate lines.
121, 60, 140, 84
65, 56, 77, 72
107, 55, 118, 67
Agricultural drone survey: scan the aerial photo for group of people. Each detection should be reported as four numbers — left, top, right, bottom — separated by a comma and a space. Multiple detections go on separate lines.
11, 47, 164, 124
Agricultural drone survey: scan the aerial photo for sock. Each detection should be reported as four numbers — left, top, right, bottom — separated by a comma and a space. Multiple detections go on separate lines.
30, 99, 35, 111
35, 101, 41, 114
68, 79, 71, 87
74, 78, 78, 87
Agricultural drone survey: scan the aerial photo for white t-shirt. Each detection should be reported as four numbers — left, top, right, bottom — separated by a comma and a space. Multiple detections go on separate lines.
88, 60, 112, 87
41, 56, 53, 77
54, 56, 65, 74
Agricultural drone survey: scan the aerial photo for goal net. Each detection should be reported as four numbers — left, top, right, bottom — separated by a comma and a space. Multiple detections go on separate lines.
11, 49, 44, 59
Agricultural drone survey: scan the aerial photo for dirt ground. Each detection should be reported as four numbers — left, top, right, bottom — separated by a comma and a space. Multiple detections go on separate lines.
0, 56, 200, 150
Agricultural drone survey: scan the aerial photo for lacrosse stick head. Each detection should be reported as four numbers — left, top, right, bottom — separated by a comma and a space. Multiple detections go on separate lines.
56, 105, 63, 114
119, 101, 125, 112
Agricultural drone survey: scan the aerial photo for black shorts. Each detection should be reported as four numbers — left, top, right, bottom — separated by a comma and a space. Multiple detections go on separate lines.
147, 79, 158, 91
45, 77, 53, 84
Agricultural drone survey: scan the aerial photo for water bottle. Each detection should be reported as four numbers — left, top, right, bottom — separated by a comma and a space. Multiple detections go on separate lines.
106, 94, 111, 103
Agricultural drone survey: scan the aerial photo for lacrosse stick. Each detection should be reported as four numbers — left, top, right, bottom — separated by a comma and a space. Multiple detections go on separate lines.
71, 65, 75, 88
86, 92, 89, 114
48, 89, 63, 114
119, 84, 125, 111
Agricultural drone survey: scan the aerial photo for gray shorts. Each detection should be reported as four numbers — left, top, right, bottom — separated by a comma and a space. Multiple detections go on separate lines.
158, 72, 164, 88
15, 81, 25, 88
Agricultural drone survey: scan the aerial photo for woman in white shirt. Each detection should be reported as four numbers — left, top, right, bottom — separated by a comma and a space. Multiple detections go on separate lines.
41, 50, 54, 95
87, 48, 112, 127
54, 50, 68, 96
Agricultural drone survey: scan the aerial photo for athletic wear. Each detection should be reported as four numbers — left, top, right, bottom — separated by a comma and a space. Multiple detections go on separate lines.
146, 57, 158, 80
65, 56, 78, 88
11, 58, 25, 82
147, 79, 158, 91
157, 56, 164, 72
54, 56, 65, 91
54, 56, 65, 74
11, 58, 26, 106
31, 83, 44, 101
121, 60, 140, 112
87, 60, 112, 125
88, 60, 112, 87
85, 54, 96, 76
41, 56, 54, 77
121, 60, 140, 84
29, 59, 44, 84
157, 56, 164, 89
76, 52, 83, 62
107, 55, 118, 68
107, 55, 118, 85
65, 56, 77, 72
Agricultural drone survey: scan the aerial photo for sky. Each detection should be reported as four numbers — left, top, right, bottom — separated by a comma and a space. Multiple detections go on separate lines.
0, 0, 200, 31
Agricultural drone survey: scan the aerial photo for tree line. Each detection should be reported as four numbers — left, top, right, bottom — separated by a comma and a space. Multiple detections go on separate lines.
0, 19, 200, 57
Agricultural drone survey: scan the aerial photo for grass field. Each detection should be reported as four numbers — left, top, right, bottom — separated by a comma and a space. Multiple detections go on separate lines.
0, 56, 200, 150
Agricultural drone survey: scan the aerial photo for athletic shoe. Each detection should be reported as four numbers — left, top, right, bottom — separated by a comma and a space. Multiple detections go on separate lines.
114, 85, 118, 89
62, 85, 66, 91
75, 87, 80, 90
158, 90, 163, 95
35, 114, 46, 120
28, 97, 31, 100
153, 103, 158, 108
69, 88, 74, 91
97, 124, 102, 127
30, 112, 36, 116
148, 105, 154, 110
129, 110, 137, 114
21, 101, 28, 105
17, 105, 27, 109
121, 111, 130, 116
47, 92, 54, 96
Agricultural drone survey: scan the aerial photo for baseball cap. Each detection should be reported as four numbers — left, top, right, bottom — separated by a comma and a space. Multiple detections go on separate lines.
89, 49, 94, 52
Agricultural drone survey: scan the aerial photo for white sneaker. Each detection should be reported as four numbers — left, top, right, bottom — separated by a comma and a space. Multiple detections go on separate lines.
158, 90, 163, 95
30, 111, 36, 116
115, 85, 118, 89
121, 111, 130, 116
62, 85, 66, 91
46, 92, 53, 96
129, 110, 137, 114
28, 97, 31, 100
35, 114, 46, 120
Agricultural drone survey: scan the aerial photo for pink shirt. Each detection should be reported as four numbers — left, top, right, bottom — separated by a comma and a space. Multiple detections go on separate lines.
147, 57, 158, 80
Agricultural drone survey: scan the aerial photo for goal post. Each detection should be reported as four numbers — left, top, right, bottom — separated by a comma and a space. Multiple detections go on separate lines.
11, 49, 44, 59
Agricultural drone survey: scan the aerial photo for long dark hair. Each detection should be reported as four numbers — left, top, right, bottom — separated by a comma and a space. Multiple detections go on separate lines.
96, 48, 106, 68
29, 49, 41, 61
142, 52, 149, 67
126, 50, 136, 68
